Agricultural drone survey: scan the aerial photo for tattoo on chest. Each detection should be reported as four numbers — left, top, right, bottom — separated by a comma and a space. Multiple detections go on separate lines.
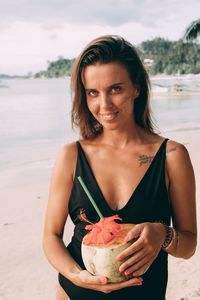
138, 154, 154, 166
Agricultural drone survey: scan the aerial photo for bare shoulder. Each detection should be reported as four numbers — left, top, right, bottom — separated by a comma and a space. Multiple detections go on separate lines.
56, 142, 78, 162
166, 139, 194, 178
53, 141, 78, 177
166, 139, 190, 160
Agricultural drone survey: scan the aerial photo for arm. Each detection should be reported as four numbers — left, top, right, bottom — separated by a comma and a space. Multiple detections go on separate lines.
164, 141, 197, 258
43, 143, 82, 279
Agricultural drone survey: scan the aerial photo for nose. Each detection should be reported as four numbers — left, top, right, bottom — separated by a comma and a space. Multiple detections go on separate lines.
100, 93, 113, 108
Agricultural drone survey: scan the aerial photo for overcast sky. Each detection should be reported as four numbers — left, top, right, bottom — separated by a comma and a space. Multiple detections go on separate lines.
0, 0, 199, 75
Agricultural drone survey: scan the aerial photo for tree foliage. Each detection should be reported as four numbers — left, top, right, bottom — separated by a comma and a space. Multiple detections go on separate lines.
34, 38, 200, 78
183, 19, 200, 41
34, 57, 75, 78
138, 38, 200, 75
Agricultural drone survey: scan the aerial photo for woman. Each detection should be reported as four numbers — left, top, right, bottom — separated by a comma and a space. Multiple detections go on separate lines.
43, 35, 197, 300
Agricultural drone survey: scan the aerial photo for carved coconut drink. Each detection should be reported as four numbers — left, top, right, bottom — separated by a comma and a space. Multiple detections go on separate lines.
81, 215, 136, 283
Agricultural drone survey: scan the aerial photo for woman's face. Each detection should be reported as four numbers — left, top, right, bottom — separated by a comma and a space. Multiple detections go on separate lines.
82, 62, 139, 131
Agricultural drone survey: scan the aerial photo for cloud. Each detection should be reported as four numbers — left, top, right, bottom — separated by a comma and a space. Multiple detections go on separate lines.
0, 20, 154, 75
1, 0, 200, 74
49, 33, 58, 40
1, 0, 199, 28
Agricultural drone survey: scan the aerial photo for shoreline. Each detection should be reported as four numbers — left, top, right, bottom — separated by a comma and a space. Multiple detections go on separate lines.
1, 126, 200, 175
152, 91, 200, 96
0, 128, 199, 300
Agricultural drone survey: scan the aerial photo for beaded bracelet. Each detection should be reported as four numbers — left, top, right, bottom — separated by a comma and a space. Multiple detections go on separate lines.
165, 228, 178, 251
162, 224, 174, 249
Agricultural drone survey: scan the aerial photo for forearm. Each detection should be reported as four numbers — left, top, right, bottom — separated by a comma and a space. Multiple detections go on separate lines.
43, 235, 82, 281
164, 229, 197, 259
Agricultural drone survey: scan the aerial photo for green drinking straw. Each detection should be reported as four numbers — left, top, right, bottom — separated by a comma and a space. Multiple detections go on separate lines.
77, 176, 104, 219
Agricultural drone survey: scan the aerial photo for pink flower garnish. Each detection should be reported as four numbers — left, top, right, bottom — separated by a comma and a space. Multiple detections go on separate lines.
83, 214, 123, 245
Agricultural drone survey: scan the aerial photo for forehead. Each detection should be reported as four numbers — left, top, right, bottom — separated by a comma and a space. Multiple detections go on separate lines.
82, 62, 131, 87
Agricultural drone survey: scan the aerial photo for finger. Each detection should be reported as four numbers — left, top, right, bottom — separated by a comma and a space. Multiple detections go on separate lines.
125, 225, 142, 242
132, 263, 151, 277
116, 241, 144, 261
79, 273, 143, 293
118, 248, 147, 273
126, 255, 151, 276
109, 276, 144, 290
79, 270, 108, 285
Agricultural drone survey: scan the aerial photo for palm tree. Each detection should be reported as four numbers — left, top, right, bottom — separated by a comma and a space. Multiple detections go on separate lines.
183, 19, 200, 42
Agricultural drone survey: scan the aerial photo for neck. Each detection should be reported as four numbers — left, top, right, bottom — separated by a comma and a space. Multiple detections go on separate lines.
99, 123, 145, 149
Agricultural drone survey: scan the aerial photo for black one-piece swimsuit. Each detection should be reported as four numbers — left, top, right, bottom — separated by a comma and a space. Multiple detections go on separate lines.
59, 139, 171, 300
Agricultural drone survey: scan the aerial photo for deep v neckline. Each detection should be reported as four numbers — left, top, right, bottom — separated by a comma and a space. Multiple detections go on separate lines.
77, 139, 167, 212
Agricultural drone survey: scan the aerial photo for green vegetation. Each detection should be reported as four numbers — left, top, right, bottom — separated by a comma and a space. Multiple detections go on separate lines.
138, 38, 200, 75
33, 38, 200, 78
34, 56, 75, 78
0, 74, 30, 79
183, 18, 200, 42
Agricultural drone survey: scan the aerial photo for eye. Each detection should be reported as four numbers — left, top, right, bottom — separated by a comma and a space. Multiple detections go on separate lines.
87, 90, 98, 97
111, 86, 121, 93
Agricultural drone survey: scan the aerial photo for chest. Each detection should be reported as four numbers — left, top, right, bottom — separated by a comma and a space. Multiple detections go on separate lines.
86, 150, 154, 210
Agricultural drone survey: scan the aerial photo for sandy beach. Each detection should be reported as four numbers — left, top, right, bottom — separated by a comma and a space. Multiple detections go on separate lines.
0, 128, 199, 300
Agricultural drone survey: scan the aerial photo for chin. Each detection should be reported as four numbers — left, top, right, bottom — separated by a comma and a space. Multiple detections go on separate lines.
102, 124, 120, 131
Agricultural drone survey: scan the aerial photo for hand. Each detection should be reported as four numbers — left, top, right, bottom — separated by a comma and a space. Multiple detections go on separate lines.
71, 270, 143, 293
115, 222, 166, 277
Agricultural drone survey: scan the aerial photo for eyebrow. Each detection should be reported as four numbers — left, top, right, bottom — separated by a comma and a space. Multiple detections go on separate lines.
109, 82, 124, 87
85, 82, 124, 91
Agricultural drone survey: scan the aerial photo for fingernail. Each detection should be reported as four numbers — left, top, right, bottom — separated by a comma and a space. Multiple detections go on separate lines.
119, 267, 124, 273
100, 278, 107, 284
137, 277, 143, 282
133, 272, 138, 276
125, 236, 130, 242
136, 282, 143, 286
124, 270, 130, 276
115, 256, 120, 261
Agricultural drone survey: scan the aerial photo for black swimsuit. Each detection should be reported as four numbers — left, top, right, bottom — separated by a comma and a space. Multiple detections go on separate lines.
59, 139, 171, 300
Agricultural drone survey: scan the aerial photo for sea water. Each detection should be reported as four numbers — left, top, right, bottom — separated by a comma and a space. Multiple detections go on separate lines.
0, 77, 200, 186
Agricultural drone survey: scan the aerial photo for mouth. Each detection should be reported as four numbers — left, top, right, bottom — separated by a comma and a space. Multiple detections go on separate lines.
99, 112, 119, 121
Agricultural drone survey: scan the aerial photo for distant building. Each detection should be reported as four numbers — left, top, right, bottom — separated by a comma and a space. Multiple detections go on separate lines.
143, 58, 154, 66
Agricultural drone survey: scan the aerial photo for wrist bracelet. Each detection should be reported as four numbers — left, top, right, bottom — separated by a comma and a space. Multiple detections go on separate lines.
164, 228, 178, 251
162, 224, 174, 249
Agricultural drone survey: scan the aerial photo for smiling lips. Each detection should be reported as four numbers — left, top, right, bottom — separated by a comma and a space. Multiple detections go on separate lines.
99, 112, 119, 121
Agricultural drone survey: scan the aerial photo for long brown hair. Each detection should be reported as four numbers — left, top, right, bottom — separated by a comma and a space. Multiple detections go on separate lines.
71, 35, 154, 139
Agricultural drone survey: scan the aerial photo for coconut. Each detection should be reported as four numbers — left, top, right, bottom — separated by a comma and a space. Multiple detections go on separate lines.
81, 215, 136, 283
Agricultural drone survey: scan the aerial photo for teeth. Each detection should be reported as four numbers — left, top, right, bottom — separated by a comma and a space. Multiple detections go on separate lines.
101, 113, 117, 121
